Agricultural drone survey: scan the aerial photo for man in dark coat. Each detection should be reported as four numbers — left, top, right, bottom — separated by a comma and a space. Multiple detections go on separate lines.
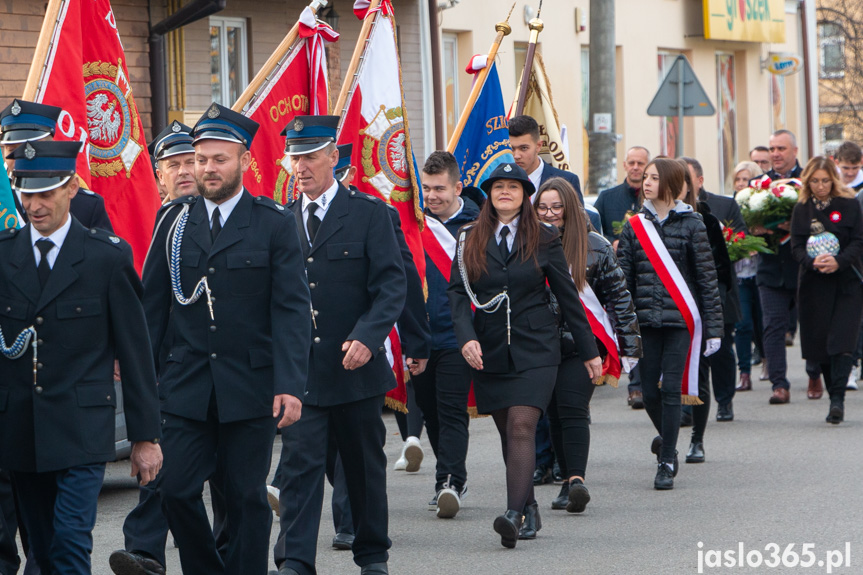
0, 141, 162, 575
142, 104, 311, 575
1, 99, 114, 232
595, 146, 649, 245
413, 151, 479, 518
273, 116, 405, 575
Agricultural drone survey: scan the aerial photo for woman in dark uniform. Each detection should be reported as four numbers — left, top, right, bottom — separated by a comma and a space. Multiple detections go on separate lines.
791, 156, 863, 424
448, 163, 601, 549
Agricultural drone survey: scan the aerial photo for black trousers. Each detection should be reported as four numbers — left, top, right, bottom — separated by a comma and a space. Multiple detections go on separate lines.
0, 470, 19, 575
412, 348, 472, 491
158, 403, 276, 575
547, 355, 596, 479
122, 478, 169, 567
760, 285, 795, 390
640, 327, 690, 464
821, 354, 855, 402
12, 464, 105, 575
274, 395, 390, 575
327, 431, 354, 537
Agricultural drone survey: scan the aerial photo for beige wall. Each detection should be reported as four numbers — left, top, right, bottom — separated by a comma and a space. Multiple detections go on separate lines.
440, 0, 806, 195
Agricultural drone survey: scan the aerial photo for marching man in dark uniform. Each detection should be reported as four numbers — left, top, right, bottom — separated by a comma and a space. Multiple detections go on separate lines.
142, 103, 311, 575
0, 141, 162, 575
1, 99, 114, 232
273, 116, 406, 575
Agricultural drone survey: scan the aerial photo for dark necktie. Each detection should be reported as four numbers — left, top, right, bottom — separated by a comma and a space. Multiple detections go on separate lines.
211, 207, 222, 243
499, 226, 510, 262
307, 203, 321, 243
36, 239, 54, 289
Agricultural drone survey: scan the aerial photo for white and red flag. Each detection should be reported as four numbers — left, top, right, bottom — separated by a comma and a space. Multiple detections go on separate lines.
339, 0, 425, 412
236, 6, 338, 203
26, 0, 160, 272
578, 284, 622, 386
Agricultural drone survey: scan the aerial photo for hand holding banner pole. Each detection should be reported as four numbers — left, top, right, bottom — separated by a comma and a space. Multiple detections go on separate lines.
446, 3, 515, 153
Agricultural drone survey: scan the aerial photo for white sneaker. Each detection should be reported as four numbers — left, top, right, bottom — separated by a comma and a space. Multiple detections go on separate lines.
266, 485, 280, 517
394, 441, 409, 471
404, 436, 424, 472
848, 367, 859, 390
436, 487, 460, 519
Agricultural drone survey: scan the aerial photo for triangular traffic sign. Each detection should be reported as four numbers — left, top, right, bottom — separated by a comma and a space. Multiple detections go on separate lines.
647, 55, 715, 117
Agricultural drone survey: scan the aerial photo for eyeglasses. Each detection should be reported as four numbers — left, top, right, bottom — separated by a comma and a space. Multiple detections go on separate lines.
536, 204, 563, 215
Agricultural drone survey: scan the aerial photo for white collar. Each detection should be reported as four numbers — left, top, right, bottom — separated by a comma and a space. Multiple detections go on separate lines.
528, 161, 545, 188
495, 216, 520, 235
849, 170, 863, 189
204, 188, 244, 225
302, 180, 339, 213
442, 197, 465, 223
30, 212, 72, 250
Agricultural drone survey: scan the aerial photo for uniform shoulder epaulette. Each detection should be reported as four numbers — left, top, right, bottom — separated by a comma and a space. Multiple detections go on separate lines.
348, 188, 383, 204
253, 194, 288, 214
156, 194, 196, 218
86, 227, 127, 249
78, 188, 97, 196
0, 227, 18, 241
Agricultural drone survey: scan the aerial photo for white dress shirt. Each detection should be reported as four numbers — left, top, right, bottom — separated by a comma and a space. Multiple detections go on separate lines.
204, 189, 244, 229
301, 180, 339, 242
30, 213, 72, 269
494, 216, 519, 252
528, 162, 545, 198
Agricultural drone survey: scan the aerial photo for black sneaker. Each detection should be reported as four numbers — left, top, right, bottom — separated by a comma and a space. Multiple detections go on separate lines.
551, 481, 569, 510
826, 399, 845, 424
654, 463, 674, 490
428, 491, 439, 511
566, 478, 591, 513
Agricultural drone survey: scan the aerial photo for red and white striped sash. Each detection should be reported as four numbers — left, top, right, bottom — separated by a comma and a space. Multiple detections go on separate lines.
421, 216, 456, 280
628, 214, 702, 401
578, 283, 622, 385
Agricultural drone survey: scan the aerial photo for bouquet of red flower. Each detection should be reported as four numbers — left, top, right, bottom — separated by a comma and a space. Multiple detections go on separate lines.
735, 175, 800, 248
724, 227, 772, 262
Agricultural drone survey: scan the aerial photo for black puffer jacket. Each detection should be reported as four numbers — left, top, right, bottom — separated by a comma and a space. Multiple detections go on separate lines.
551, 232, 642, 359
617, 200, 724, 339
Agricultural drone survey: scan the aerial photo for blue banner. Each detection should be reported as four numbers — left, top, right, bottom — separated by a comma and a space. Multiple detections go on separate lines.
452, 63, 513, 191
0, 169, 21, 230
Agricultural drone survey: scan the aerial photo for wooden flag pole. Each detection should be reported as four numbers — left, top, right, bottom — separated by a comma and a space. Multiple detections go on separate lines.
446, 3, 515, 153
333, 0, 383, 119
22, 0, 65, 100
512, 10, 544, 116
232, 0, 329, 113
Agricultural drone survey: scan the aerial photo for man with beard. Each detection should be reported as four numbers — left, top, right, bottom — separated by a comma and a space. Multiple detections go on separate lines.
109, 120, 201, 575
141, 104, 311, 575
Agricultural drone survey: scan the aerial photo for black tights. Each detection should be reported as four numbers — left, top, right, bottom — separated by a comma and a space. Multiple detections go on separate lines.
490, 406, 541, 512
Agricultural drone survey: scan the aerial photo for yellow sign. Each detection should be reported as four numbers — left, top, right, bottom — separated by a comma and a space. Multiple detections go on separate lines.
703, 0, 786, 43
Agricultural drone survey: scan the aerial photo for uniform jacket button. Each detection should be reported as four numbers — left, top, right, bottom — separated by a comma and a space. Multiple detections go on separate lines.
313, 310, 319, 317
343, 251, 349, 256
309, 282, 316, 289
36, 317, 43, 325
314, 337, 321, 343
210, 353, 218, 359
210, 325, 217, 332
37, 363, 43, 370
378, 347, 385, 352
34, 386, 43, 394
106, 395, 111, 401
307, 257, 314, 263
37, 339, 43, 346
208, 267, 216, 274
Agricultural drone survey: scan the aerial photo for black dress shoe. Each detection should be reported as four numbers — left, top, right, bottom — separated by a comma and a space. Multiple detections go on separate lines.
332, 532, 355, 550
518, 502, 541, 539
493, 509, 523, 548
109, 550, 165, 575
654, 463, 674, 490
276, 567, 301, 575
360, 563, 389, 574
716, 402, 734, 422
826, 399, 845, 424
533, 465, 552, 485
551, 481, 569, 510
566, 478, 591, 513
685, 442, 705, 463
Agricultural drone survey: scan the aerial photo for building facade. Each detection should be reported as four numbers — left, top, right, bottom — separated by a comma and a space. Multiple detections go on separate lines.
439, 0, 817, 195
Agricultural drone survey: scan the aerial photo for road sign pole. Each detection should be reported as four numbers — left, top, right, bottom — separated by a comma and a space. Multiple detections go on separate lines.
676, 58, 684, 158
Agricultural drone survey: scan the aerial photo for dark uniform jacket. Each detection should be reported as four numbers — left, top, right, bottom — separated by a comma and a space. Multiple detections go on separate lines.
447, 223, 599, 374
142, 191, 311, 422
617, 201, 724, 339
386, 204, 431, 360
288, 184, 406, 407
699, 189, 746, 233
0, 219, 160, 472
13, 188, 113, 232
424, 198, 480, 350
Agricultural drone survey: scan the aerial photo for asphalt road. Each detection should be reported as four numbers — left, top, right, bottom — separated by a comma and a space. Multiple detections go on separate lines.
17, 343, 863, 574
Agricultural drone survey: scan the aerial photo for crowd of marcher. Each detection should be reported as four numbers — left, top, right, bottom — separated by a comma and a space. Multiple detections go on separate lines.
1, 98, 862, 575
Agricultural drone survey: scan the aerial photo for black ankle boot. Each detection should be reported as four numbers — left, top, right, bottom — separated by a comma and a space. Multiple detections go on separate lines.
566, 478, 591, 513
493, 509, 523, 548
518, 502, 541, 540
827, 398, 845, 424
551, 481, 569, 510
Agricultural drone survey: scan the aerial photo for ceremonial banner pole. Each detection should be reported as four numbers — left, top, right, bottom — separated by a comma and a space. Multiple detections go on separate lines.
445, 4, 514, 153
233, 0, 329, 113
333, 0, 383, 118
21, 0, 64, 99
512, 2, 543, 117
